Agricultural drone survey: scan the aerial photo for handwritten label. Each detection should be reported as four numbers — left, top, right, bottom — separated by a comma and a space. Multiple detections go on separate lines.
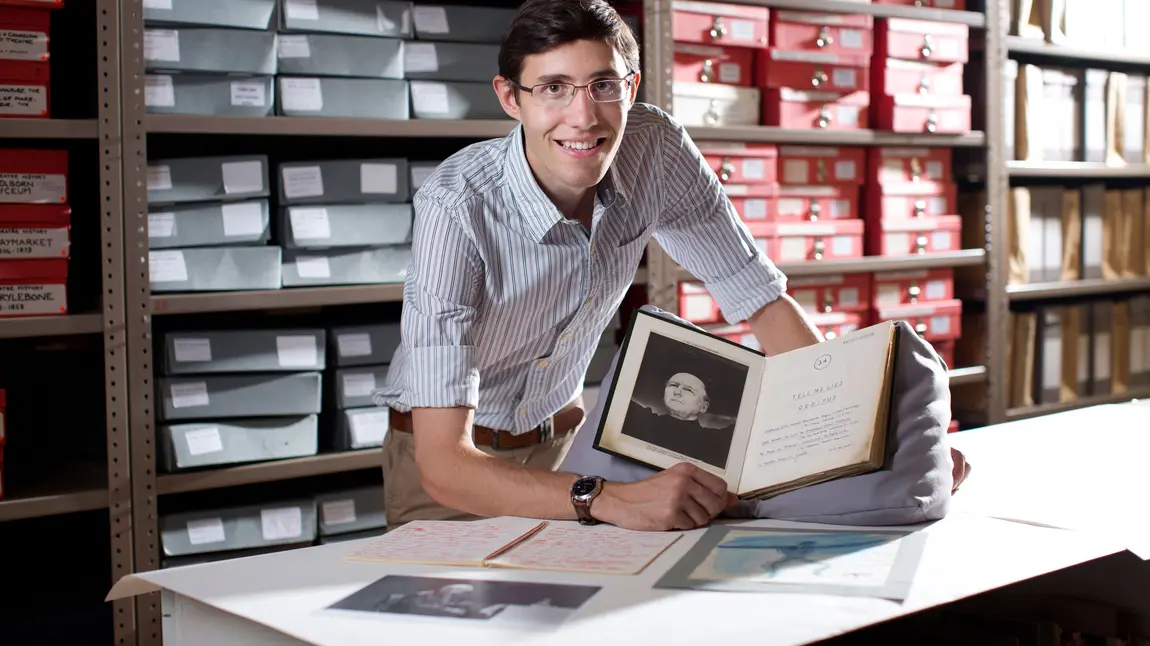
337, 332, 372, 357
412, 6, 450, 34
261, 507, 304, 541
277, 35, 311, 59
404, 43, 439, 73
488, 523, 681, 575
347, 517, 546, 565
185, 427, 223, 456
173, 338, 212, 363
342, 372, 377, 398
758, 405, 860, 469
0, 84, 46, 116
0, 284, 65, 316
322, 500, 357, 526
148, 212, 175, 238
0, 228, 68, 258
276, 335, 318, 368
282, 166, 324, 199
0, 173, 66, 204
144, 29, 180, 62
144, 75, 175, 107
0, 30, 49, 60
289, 207, 331, 240
230, 81, 266, 107
186, 518, 225, 545
170, 381, 209, 409
147, 165, 172, 191
280, 78, 323, 112
149, 250, 188, 283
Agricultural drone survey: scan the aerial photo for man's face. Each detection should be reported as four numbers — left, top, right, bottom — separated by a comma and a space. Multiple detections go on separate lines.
664, 373, 708, 420
494, 38, 638, 203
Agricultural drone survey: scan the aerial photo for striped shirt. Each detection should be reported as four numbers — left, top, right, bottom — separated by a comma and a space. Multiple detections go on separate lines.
373, 102, 787, 433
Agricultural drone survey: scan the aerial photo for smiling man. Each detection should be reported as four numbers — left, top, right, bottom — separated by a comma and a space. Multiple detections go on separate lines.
373, 0, 823, 532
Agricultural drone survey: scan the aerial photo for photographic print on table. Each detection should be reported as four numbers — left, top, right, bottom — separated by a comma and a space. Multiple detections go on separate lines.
593, 309, 901, 500
326, 575, 602, 627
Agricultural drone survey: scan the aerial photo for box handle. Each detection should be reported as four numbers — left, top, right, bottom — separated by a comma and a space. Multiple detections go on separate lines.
816, 26, 834, 48
709, 16, 727, 40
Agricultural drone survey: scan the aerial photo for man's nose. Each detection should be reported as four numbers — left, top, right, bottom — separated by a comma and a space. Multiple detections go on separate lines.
565, 88, 597, 128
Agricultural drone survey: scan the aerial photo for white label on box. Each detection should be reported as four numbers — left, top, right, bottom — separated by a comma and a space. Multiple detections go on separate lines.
885, 232, 910, 253
792, 290, 817, 312
0, 30, 49, 61
718, 62, 741, 84
186, 518, 226, 545
277, 335, 318, 368
930, 196, 947, 214
0, 172, 66, 203
741, 158, 765, 180
926, 160, 944, 180
830, 199, 850, 218
221, 160, 264, 195
0, 284, 66, 316
931, 315, 951, 336
742, 199, 767, 220
838, 287, 859, 307
281, 78, 324, 112
832, 236, 853, 256
285, 0, 319, 20
783, 159, 809, 184
361, 163, 398, 195
839, 29, 864, 49
282, 166, 325, 199
149, 250, 188, 283
230, 81, 266, 107
261, 507, 303, 541
404, 43, 439, 73
832, 68, 857, 89
778, 198, 804, 216
147, 165, 172, 191
940, 38, 959, 59
837, 105, 859, 127
730, 19, 754, 41
931, 230, 952, 250
350, 410, 390, 446
780, 237, 806, 260
338, 333, 373, 357
290, 207, 331, 240
144, 0, 173, 8
0, 228, 68, 258
277, 35, 311, 59
185, 427, 223, 456
173, 338, 212, 363
834, 160, 856, 181
411, 166, 436, 189
343, 372, 377, 398
322, 500, 357, 526
683, 294, 714, 322
144, 29, 180, 62
148, 212, 176, 238
170, 381, 209, 409
926, 279, 947, 300
295, 256, 331, 278
413, 6, 450, 33
144, 75, 175, 107
221, 201, 265, 237
412, 82, 450, 115
877, 284, 901, 306
0, 84, 46, 116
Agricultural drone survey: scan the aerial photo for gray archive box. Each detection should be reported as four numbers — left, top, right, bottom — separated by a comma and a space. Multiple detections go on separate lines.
148, 199, 271, 249
329, 323, 402, 367
336, 407, 390, 450
403, 41, 498, 82
278, 159, 410, 205
281, 204, 413, 249
412, 4, 515, 43
159, 414, 319, 472
409, 161, 440, 193
143, 27, 277, 75
145, 73, 276, 118
276, 77, 409, 119
144, 0, 277, 30
147, 155, 270, 205
335, 365, 391, 408
411, 80, 505, 120
276, 33, 403, 79
148, 246, 282, 293
159, 372, 323, 421
282, 245, 411, 287
162, 328, 327, 375
316, 486, 388, 536
318, 527, 387, 544
279, 0, 413, 38
160, 499, 318, 557
162, 543, 307, 570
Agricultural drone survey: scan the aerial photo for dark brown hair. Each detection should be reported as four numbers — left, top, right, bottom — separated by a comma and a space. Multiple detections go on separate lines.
498, 0, 641, 85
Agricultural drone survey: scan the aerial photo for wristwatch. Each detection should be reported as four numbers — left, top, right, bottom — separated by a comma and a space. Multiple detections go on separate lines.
571, 475, 605, 525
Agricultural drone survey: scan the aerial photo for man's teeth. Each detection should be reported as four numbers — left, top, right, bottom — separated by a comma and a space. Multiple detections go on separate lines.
562, 140, 599, 150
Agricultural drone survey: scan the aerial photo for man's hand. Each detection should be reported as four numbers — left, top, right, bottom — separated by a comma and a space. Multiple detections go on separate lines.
592, 462, 738, 531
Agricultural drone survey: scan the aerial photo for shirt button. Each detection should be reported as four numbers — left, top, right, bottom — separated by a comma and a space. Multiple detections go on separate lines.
537, 360, 549, 368
519, 407, 527, 416
585, 297, 593, 306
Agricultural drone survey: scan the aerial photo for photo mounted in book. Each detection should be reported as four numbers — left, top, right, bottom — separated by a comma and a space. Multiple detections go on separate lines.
593, 311, 899, 500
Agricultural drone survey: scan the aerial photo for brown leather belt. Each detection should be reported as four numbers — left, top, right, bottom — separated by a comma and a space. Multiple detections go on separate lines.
389, 401, 585, 450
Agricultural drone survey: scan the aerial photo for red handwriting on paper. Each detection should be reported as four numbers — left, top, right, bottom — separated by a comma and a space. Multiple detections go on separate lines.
347, 517, 547, 566
491, 524, 682, 575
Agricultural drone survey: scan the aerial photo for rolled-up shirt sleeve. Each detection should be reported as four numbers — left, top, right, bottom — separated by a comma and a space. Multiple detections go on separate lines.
400, 191, 483, 408
652, 118, 788, 324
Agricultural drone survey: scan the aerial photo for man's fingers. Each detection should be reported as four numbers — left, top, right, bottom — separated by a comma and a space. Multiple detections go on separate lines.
686, 480, 727, 518
685, 464, 731, 498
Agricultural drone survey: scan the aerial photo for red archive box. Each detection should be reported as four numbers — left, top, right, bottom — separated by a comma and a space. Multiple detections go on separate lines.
673, 43, 755, 86
867, 213, 963, 256
873, 0, 965, 8
672, 0, 769, 48
769, 10, 873, 56
721, 182, 779, 223
876, 19, 969, 65
868, 147, 951, 190
757, 50, 870, 94
697, 141, 778, 184
0, 148, 68, 203
677, 281, 722, 325
0, 58, 48, 117
0, 1, 62, 8
708, 322, 758, 350
874, 299, 962, 342
807, 310, 863, 340
776, 184, 859, 221
0, 203, 70, 259
752, 219, 864, 262
0, 387, 5, 501
873, 59, 965, 97
868, 182, 957, 220
786, 273, 871, 316
763, 88, 869, 130
0, 257, 67, 317
871, 268, 955, 308
777, 145, 866, 185
0, 5, 50, 62
876, 93, 971, 134
936, 340, 956, 370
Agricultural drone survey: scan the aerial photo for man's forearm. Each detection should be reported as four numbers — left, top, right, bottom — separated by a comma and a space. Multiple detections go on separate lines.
748, 293, 823, 356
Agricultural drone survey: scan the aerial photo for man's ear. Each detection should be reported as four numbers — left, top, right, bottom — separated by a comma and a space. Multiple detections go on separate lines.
493, 76, 522, 121
628, 71, 642, 104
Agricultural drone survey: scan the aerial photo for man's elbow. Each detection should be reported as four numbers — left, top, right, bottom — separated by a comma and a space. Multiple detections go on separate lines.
412, 442, 474, 511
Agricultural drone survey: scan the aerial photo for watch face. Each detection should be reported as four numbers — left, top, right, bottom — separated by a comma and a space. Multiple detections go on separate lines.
572, 477, 600, 498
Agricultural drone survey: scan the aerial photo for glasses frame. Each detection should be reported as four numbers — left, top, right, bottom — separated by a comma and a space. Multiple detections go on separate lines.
510, 72, 638, 107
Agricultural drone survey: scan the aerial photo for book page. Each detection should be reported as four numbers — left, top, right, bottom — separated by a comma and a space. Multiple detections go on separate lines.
345, 517, 547, 566
737, 322, 895, 495
486, 523, 682, 575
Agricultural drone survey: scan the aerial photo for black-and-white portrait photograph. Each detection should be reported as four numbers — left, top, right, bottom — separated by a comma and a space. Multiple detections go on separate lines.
327, 575, 602, 627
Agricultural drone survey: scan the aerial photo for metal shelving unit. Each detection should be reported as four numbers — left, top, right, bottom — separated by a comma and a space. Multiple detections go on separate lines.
1006, 161, 1150, 178
685, 125, 986, 147
0, 117, 100, 139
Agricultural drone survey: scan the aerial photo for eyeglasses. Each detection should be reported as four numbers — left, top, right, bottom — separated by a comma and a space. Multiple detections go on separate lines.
512, 74, 636, 108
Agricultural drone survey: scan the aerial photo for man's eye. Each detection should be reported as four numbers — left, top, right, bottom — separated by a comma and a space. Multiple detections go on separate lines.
542, 84, 566, 95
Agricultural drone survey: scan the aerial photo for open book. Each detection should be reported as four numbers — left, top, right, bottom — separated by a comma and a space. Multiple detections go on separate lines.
346, 516, 681, 575
593, 311, 900, 500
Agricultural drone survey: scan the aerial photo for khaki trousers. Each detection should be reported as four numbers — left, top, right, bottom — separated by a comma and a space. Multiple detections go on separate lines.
380, 418, 581, 529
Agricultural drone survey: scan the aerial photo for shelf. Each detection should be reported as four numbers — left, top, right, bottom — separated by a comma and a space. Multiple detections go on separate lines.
737, 0, 986, 27
0, 463, 108, 522
0, 118, 99, 139
1005, 386, 1150, 422
0, 314, 104, 339
145, 115, 519, 139
1007, 276, 1150, 301
156, 450, 383, 496
687, 125, 985, 148
678, 249, 986, 282
1006, 161, 1150, 178
1006, 36, 1150, 68
948, 365, 987, 386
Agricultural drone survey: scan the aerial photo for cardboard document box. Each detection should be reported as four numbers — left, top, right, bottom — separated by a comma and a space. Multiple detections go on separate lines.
1130, 295, 1150, 388
143, 27, 277, 75
0, 257, 66, 317
279, 0, 413, 38
403, 41, 498, 83
147, 155, 269, 205
0, 148, 67, 204
1090, 300, 1113, 396
672, 1, 769, 48
276, 32, 403, 79
162, 328, 327, 375
143, 0, 277, 30
276, 76, 409, 119
335, 365, 390, 409
147, 199, 271, 249
278, 159, 410, 205
673, 43, 755, 87
160, 415, 319, 472
148, 246, 282, 293
0, 59, 48, 117
1081, 184, 1105, 279
763, 88, 869, 131
336, 407, 389, 450
281, 203, 412, 249
672, 81, 760, 127
871, 268, 954, 309
316, 486, 387, 537
329, 322, 402, 367
411, 4, 516, 43
0, 6, 50, 62
410, 80, 504, 120
158, 371, 323, 421
160, 498, 318, 557
0, 203, 70, 259
281, 245, 410, 287
1034, 306, 1064, 405
145, 72, 275, 117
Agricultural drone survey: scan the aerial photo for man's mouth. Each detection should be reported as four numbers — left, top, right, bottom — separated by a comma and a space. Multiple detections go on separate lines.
556, 138, 606, 153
